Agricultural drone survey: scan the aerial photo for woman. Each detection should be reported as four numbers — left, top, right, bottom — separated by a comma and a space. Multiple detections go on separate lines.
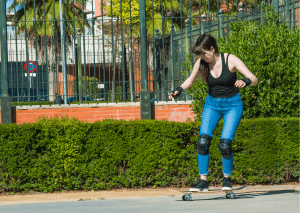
169, 33, 258, 191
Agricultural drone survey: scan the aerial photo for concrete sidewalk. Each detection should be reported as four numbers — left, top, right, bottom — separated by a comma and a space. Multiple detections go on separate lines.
1, 184, 299, 213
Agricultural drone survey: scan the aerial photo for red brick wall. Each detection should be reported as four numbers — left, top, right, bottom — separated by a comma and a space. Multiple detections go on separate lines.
0, 102, 196, 125
296, 7, 300, 27
94, 0, 108, 18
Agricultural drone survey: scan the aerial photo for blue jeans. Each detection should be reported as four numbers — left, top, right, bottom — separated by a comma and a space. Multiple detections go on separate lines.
198, 93, 243, 176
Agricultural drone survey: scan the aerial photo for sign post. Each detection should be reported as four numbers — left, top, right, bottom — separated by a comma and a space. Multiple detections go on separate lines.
24, 61, 37, 88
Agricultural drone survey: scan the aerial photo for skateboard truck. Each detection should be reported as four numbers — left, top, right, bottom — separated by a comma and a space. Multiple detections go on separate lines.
182, 193, 192, 201
225, 191, 236, 199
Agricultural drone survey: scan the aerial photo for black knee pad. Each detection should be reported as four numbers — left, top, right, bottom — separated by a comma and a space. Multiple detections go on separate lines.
197, 134, 212, 155
218, 139, 233, 159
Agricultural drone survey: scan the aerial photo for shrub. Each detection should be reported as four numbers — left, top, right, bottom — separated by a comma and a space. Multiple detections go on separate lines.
182, 6, 300, 120
0, 117, 298, 193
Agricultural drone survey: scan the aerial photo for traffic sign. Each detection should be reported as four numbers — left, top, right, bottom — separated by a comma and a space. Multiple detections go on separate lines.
24, 61, 37, 73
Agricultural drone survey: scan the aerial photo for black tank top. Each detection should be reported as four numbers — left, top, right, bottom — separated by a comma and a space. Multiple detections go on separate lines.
207, 53, 239, 98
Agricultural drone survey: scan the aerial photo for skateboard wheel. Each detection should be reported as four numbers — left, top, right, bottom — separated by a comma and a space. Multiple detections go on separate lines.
226, 193, 236, 199
230, 193, 236, 199
186, 195, 192, 201
182, 194, 192, 201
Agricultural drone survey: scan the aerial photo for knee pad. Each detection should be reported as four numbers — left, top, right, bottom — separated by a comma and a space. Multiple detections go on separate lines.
197, 134, 212, 155
218, 139, 233, 159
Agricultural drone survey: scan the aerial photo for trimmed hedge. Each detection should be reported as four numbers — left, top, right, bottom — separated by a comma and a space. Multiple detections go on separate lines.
0, 116, 298, 193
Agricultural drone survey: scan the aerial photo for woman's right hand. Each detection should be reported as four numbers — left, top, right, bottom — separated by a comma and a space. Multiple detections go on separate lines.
169, 91, 180, 100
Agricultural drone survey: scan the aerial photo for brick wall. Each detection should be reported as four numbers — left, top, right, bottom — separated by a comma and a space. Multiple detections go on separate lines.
0, 101, 196, 125
296, 7, 300, 27
94, 0, 108, 18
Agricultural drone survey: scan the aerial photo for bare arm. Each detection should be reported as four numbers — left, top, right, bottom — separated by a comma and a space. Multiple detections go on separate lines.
230, 54, 259, 87
181, 58, 202, 91
169, 58, 202, 99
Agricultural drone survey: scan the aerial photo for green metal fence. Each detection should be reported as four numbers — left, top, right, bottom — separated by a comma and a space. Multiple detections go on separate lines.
161, 0, 300, 101
0, 0, 299, 110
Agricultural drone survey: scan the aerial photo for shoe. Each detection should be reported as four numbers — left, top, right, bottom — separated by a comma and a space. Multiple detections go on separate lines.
189, 179, 208, 192
222, 177, 232, 191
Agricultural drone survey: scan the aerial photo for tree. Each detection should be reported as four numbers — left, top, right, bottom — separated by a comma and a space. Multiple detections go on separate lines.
8, 0, 89, 102
102, 0, 264, 102
106, 0, 261, 36
105, 0, 189, 37
102, 0, 202, 102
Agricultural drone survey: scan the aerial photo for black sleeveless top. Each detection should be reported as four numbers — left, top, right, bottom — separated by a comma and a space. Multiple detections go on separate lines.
207, 53, 239, 98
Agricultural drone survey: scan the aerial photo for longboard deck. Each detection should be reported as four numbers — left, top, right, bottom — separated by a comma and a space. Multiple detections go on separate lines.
181, 185, 249, 201
181, 185, 249, 193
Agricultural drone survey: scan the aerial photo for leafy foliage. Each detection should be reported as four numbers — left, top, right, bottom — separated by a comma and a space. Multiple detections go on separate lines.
182, 6, 300, 120
0, 117, 298, 193
106, 0, 159, 25
9, 0, 89, 37
106, 0, 237, 37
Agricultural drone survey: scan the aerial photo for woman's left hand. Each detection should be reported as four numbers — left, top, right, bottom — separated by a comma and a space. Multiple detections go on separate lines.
234, 80, 246, 88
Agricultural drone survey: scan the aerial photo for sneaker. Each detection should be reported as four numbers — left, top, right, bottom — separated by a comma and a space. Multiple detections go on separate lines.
189, 179, 208, 192
222, 177, 232, 191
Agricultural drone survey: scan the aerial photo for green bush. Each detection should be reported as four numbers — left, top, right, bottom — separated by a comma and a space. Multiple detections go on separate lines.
0, 116, 298, 193
182, 6, 300, 120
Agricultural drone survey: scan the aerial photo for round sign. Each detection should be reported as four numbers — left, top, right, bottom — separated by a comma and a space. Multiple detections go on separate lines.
24, 61, 37, 73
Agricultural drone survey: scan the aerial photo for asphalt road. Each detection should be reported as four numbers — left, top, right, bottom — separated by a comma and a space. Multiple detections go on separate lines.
1, 188, 299, 213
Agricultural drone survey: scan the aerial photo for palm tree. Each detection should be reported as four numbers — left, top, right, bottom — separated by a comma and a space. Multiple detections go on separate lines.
8, 0, 89, 102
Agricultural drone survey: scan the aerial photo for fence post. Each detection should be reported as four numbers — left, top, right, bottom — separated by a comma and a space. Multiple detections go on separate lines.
292, 0, 296, 27
287, 0, 291, 29
185, 19, 192, 101
122, 45, 127, 101
0, 0, 12, 124
261, 1, 265, 25
77, 29, 83, 104
273, 0, 279, 14
201, 14, 207, 34
219, 9, 225, 38
238, 2, 245, 21
155, 29, 161, 102
170, 24, 175, 93
59, 0, 67, 104
75, 35, 79, 102
139, 0, 151, 120
185, 19, 190, 56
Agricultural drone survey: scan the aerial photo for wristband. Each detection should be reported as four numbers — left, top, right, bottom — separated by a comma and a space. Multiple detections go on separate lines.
241, 78, 252, 87
169, 87, 183, 98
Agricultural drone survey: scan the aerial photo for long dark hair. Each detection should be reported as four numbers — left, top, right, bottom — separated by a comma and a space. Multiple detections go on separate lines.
192, 33, 219, 82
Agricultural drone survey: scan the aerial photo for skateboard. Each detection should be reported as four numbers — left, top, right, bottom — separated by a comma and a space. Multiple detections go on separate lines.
181, 185, 248, 201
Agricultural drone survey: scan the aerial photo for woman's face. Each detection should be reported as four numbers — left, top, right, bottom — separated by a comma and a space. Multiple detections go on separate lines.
198, 47, 215, 63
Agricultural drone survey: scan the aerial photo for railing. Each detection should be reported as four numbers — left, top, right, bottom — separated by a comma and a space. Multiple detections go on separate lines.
161, 0, 299, 101
0, 0, 299, 107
